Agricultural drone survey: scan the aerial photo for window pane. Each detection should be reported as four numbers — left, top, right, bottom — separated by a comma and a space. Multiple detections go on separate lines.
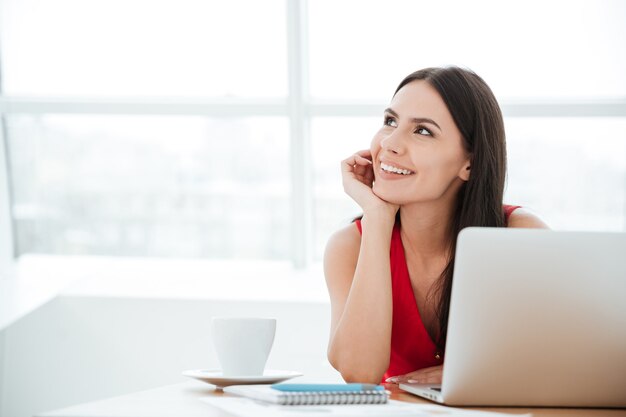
1, 0, 287, 97
505, 117, 626, 231
309, 0, 626, 100
7, 115, 290, 259
312, 116, 626, 259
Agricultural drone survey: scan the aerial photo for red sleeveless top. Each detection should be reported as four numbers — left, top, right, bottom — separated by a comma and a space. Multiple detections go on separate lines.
354, 205, 521, 381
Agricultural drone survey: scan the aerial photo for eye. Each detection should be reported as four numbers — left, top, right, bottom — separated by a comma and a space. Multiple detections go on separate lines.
415, 126, 433, 136
383, 116, 397, 127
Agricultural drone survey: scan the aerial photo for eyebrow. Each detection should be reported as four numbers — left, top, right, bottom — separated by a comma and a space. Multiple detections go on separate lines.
384, 108, 442, 131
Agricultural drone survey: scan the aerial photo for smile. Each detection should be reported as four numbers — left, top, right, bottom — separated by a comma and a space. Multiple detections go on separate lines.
380, 162, 414, 175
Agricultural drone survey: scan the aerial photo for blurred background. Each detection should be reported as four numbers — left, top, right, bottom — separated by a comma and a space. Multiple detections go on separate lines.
1, 0, 625, 270
0, 1, 625, 417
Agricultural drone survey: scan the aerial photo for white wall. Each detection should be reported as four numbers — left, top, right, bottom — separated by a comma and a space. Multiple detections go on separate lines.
0, 295, 337, 417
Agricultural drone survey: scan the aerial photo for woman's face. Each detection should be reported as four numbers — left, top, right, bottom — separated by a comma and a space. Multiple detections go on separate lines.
370, 80, 471, 206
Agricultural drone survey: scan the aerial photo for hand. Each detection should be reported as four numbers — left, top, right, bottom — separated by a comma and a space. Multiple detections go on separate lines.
385, 365, 443, 384
341, 150, 398, 219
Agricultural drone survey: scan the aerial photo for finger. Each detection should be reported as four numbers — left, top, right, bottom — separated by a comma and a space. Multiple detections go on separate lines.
341, 156, 358, 175
401, 370, 428, 379
397, 368, 441, 382
410, 365, 442, 375
341, 154, 357, 167
406, 371, 443, 384
342, 152, 372, 169
364, 165, 374, 186
407, 371, 441, 382
407, 375, 442, 384
390, 375, 412, 383
342, 150, 370, 163
342, 154, 373, 180
351, 161, 371, 176
355, 149, 372, 159
355, 154, 373, 165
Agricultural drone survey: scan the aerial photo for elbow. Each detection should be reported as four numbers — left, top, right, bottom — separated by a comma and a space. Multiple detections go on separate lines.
340, 370, 385, 384
327, 347, 387, 384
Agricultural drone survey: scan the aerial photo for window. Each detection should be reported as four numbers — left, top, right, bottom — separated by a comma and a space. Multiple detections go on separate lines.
1, 0, 625, 268
6, 114, 290, 258
2, 0, 287, 98
506, 117, 626, 231
308, 0, 626, 100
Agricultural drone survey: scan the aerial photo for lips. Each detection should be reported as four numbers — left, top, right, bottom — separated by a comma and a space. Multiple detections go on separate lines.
379, 161, 414, 175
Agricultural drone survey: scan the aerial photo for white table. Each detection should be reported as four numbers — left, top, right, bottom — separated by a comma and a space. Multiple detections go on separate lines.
37, 382, 222, 417
37, 381, 626, 417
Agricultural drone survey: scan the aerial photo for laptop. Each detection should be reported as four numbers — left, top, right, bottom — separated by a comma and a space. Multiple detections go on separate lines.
399, 227, 626, 407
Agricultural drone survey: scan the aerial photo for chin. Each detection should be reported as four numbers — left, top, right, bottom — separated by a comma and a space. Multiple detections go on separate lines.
372, 183, 410, 205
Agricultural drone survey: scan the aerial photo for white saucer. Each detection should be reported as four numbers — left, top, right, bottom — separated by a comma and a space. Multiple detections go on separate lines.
182, 369, 302, 389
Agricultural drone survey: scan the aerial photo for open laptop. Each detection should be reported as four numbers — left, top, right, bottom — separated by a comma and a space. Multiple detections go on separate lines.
399, 228, 626, 407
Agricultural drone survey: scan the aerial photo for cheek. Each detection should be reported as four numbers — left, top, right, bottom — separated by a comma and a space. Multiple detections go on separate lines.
369, 132, 383, 157
421, 152, 467, 183
409, 149, 465, 185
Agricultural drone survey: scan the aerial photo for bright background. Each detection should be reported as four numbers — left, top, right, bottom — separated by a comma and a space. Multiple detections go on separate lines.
1, 2, 625, 417
1, 0, 625, 268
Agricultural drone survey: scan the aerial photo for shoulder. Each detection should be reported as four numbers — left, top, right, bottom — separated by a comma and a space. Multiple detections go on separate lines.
323, 223, 362, 286
324, 222, 361, 268
507, 208, 550, 229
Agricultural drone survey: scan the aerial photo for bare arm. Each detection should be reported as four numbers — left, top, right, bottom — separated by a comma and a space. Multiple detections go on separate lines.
325, 215, 395, 383
324, 150, 399, 383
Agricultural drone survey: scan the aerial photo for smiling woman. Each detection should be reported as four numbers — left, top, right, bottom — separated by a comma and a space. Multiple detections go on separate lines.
324, 67, 548, 384
373, 81, 472, 205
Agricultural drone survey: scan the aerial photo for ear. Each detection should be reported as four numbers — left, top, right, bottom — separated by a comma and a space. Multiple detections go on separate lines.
458, 158, 471, 182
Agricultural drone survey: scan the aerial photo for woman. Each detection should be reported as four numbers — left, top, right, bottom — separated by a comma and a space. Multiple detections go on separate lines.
324, 67, 548, 385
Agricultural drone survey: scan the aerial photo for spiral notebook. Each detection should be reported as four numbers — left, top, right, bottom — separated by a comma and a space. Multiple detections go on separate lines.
224, 384, 389, 405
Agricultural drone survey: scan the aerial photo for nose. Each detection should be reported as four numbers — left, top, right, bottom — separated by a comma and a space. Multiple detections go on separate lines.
380, 129, 405, 155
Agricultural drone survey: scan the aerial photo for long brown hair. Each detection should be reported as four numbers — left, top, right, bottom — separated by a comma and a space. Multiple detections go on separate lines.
394, 67, 507, 350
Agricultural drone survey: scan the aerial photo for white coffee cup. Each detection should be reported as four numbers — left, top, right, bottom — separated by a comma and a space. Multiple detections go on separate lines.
210, 317, 276, 377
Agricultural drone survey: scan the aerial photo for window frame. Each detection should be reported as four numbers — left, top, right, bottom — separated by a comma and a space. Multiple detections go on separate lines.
1, 0, 625, 271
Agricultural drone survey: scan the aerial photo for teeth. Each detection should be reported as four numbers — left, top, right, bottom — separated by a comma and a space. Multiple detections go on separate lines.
381, 162, 413, 175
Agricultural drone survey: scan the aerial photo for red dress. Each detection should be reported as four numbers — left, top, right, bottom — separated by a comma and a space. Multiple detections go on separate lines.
354, 205, 521, 381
